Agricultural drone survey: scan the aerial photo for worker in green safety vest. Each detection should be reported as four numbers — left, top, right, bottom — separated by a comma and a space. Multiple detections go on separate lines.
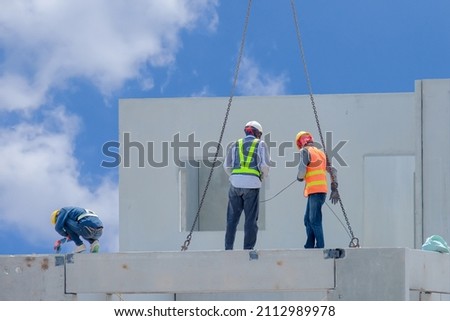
223, 121, 271, 250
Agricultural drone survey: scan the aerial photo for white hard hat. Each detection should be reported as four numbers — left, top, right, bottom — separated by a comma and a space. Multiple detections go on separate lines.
245, 120, 263, 133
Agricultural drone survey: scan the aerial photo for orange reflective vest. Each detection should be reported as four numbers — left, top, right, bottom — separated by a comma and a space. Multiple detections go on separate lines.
303, 146, 328, 197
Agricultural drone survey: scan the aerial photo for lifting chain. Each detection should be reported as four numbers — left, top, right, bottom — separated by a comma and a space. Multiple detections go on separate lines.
182, 0, 359, 250
290, 0, 359, 248
181, 0, 254, 251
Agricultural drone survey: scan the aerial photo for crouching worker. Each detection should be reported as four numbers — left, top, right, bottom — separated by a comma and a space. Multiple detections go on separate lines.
51, 207, 103, 253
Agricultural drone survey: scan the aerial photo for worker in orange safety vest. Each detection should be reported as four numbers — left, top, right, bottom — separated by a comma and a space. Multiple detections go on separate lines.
295, 131, 339, 249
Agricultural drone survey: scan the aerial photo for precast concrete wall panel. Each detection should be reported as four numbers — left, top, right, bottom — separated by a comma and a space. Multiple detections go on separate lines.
119, 92, 415, 253
418, 79, 450, 242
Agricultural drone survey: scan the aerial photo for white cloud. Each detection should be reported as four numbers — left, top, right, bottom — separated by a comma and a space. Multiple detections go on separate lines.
0, 74, 48, 112
0, 0, 219, 111
237, 56, 289, 96
0, 107, 119, 253
0, 0, 220, 253
140, 77, 155, 91
191, 85, 212, 97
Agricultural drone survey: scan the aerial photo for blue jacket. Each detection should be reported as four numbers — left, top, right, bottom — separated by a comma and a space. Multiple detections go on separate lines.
55, 207, 103, 237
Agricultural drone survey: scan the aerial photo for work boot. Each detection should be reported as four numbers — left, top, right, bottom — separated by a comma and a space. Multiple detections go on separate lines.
74, 244, 86, 253
90, 240, 100, 253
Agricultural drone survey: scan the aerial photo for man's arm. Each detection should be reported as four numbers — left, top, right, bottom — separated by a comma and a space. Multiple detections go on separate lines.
326, 165, 338, 185
258, 141, 270, 180
327, 164, 340, 205
54, 209, 69, 237
223, 143, 234, 176
297, 148, 309, 181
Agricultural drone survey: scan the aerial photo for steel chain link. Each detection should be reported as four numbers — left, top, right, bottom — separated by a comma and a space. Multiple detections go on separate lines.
182, 0, 360, 250
181, 0, 253, 251
290, 0, 359, 248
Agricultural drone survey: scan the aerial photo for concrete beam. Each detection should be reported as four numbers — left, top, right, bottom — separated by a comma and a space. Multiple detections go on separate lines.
65, 249, 334, 294
2, 248, 450, 300
0, 254, 75, 300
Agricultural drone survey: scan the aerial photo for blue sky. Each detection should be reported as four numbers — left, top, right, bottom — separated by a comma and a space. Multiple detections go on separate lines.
1, 0, 450, 255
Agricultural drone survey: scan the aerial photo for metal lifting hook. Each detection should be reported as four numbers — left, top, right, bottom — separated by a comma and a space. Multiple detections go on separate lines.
349, 237, 360, 248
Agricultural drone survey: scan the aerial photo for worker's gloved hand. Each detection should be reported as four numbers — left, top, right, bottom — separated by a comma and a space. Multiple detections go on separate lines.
54, 239, 63, 252
297, 176, 304, 182
329, 182, 339, 205
54, 237, 70, 253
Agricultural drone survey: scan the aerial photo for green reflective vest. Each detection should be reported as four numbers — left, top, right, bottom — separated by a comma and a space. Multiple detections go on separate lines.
231, 138, 261, 177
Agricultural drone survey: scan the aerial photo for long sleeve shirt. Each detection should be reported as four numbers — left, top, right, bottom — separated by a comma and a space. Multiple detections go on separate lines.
223, 135, 271, 189
54, 207, 87, 237
297, 145, 338, 184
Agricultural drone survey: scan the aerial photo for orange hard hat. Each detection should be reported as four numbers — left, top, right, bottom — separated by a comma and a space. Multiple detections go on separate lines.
295, 131, 312, 149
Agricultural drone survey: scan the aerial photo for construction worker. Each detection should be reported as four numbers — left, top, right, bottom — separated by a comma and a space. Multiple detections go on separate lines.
295, 131, 339, 249
51, 207, 103, 253
223, 120, 271, 250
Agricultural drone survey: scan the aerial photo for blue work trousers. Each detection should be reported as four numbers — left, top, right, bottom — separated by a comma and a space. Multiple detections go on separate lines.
304, 193, 326, 249
65, 218, 103, 246
225, 186, 259, 250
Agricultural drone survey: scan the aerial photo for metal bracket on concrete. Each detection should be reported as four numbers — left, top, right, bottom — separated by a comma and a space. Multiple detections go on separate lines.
323, 248, 345, 259
66, 254, 75, 264
249, 250, 259, 260
55, 256, 65, 266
